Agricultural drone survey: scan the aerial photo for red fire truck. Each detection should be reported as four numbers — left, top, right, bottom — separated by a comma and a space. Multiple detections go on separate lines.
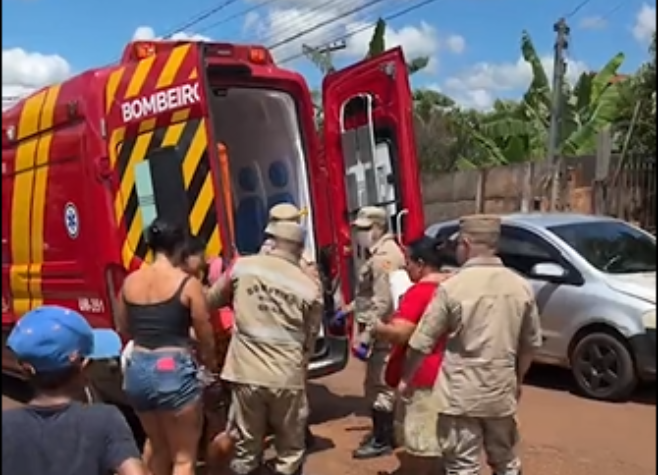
1, 40, 423, 402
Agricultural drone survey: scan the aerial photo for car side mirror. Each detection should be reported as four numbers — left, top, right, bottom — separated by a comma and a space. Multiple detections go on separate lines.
530, 262, 567, 281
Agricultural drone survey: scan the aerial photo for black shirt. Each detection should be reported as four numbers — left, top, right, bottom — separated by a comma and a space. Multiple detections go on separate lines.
2, 401, 141, 475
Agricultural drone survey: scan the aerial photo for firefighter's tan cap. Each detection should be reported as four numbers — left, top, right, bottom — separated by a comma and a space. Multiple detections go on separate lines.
267, 220, 306, 244
265, 203, 304, 235
269, 203, 302, 222
459, 214, 502, 235
352, 206, 387, 229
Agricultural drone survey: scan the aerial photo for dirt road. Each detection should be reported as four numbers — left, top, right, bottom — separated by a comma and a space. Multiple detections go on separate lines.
3, 360, 655, 475
304, 360, 656, 475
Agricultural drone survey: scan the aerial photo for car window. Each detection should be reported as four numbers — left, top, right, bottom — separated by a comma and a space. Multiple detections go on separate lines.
549, 221, 656, 274
498, 227, 557, 277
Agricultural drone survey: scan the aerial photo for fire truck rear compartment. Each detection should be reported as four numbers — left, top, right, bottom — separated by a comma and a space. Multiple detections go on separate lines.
208, 87, 315, 256
208, 87, 344, 370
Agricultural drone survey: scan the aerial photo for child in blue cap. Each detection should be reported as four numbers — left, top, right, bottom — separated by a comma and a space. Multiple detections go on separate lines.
2, 305, 147, 475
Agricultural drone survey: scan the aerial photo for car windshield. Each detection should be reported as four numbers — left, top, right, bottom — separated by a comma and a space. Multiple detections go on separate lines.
549, 221, 656, 274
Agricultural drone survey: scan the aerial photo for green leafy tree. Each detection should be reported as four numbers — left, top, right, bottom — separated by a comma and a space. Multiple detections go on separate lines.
615, 32, 656, 156
480, 31, 627, 160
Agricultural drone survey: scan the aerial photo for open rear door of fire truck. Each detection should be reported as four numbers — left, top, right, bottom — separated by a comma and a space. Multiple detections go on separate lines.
321, 47, 424, 299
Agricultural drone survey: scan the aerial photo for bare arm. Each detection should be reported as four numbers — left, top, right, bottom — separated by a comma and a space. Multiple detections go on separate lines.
517, 297, 542, 384
114, 286, 129, 336
186, 277, 218, 373
373, 319, 416, 345
402, 286, 455, 383
206, 272, 233, 310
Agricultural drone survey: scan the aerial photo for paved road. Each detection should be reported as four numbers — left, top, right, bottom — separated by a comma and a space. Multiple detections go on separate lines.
3, 360, 656, 475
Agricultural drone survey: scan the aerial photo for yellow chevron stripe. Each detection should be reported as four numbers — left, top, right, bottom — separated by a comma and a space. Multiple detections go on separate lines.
156, 44, 192, 89
162, 109, 191, 146
124, 56, 156, 99
182, 121, 207, 187
109, 127, 126, 168
105, 67, 125, 114
207, 227, 221, 257
189, 174, 214, 235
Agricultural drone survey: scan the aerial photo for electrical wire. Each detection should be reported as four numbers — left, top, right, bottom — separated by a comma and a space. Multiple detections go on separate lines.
240, 0, 384, 50
564, 0, 596, 19
267, 0, 390, 50
162, 0, 242, 38
277, 0, 440, 64
196, 0, 280, 35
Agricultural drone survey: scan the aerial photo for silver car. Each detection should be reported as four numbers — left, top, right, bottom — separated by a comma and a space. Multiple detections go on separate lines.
426, 213, 656, 401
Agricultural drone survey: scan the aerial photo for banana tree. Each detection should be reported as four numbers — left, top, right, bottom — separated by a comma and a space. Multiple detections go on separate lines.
481, 31, 626, 160
365, 18, 430, 74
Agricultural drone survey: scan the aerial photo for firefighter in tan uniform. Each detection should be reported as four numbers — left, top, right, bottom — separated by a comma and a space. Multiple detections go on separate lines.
206, 220, 323, 475
263, 203, 319, 448
350, 206, 406, 459
264, 203, 319, 284
400, 215, 543, 475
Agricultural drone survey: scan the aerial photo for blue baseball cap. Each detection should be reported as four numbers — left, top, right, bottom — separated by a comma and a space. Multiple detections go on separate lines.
7, 305, 122, 373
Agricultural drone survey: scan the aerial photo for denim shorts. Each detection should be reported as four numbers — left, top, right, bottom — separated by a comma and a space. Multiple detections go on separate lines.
123, 350, 202, 412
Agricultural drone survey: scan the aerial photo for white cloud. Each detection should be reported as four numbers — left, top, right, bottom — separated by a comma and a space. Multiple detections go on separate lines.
445, 34, 465, 54
443, 55, 588, 110
2, 47, 72, 109
132, 25, 211, 42
339, 20, 441, 72
243, 1, 460, 72
632, 3, 656, 43
579, 15, 608, 30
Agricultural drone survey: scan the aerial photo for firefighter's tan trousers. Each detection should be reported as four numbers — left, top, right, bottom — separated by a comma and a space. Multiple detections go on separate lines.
229, 383, 308, 475
364, 348, 396, 412
438, 414, 522, 475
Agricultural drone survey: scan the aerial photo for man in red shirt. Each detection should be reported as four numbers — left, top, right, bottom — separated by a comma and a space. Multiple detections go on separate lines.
373, 236, 451, 475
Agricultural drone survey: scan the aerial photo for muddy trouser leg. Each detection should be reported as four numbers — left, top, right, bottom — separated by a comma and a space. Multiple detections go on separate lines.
353, 348, 395, 459
268, 388, 308, 475
438, 414, 522, 475
402, 388, 443, 475
482, 416, 522, 475
438, 415, 482, 475
303, 382, 315, 449
229, 384, 268, 475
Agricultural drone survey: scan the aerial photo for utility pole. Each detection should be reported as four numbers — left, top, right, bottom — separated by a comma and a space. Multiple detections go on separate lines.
304, 40, 347, 55
301, 40, 347, 76
547, 17, 569, 211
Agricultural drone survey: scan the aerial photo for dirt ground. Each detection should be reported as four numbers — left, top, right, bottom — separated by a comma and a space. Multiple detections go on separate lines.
3, 360, 656, 475
304, 360, 656, 475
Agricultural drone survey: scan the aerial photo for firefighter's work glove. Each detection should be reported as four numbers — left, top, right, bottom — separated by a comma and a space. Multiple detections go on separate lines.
352, 341, 371, 362
330, 309, 349, 327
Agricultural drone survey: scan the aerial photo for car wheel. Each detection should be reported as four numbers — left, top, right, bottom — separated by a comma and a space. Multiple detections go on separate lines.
570, 332, 637, 401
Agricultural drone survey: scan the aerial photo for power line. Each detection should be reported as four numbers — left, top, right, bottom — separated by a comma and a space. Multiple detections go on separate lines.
196, 0, 279, 35
564, 0, 596, 19
268, 0, 390, 50
253, 0, 360, 47
162, 0, 242, 38
278, 0, 440, 64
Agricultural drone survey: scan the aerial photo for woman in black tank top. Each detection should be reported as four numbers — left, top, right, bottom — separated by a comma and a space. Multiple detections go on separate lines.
115, 218, 218, 475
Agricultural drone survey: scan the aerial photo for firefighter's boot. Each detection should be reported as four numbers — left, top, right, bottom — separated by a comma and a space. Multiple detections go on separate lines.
352, 409, 394, 459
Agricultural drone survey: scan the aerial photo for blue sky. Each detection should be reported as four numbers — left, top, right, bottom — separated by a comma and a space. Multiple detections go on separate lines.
2, 0, 656, 109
